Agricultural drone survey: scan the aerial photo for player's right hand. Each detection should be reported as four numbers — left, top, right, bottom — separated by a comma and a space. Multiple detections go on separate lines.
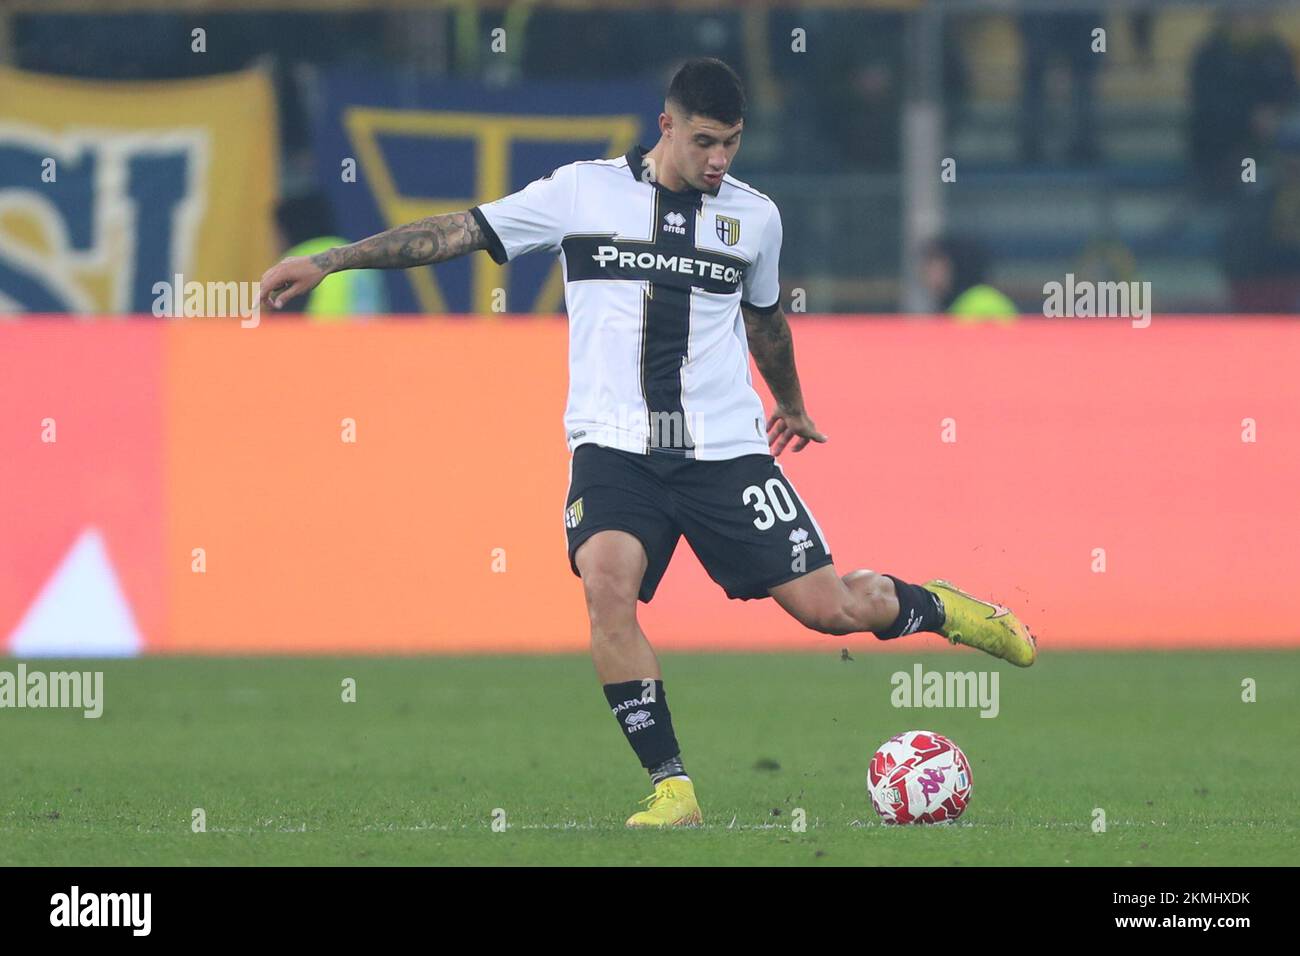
259, 254, 330, 310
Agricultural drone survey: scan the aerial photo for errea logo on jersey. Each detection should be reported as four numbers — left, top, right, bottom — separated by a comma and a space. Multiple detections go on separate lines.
662, 211, 687, 235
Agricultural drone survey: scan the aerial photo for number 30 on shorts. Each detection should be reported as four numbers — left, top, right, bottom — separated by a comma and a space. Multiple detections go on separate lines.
742, 479, 797, 530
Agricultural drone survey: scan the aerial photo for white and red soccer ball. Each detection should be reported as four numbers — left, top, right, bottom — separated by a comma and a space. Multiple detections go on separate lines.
868, 730, 973, 824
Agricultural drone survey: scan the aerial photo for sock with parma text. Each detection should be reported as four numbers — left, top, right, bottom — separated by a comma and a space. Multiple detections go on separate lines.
602, 679, 688, 785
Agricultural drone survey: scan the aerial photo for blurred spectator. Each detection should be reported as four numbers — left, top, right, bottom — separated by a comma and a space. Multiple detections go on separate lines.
519, 9, 742, 83
922, 237, 1017, 321
1018, 12, 1102, 166
275, 194, 388, 319
1129, 12, 1155, 69
15, 13, 193, 80
802, 12, 906, 172
941, 19, 972, 141
790, 11, 965, 172
1222, 113, 1300, 313
1189, 12, 1298, 200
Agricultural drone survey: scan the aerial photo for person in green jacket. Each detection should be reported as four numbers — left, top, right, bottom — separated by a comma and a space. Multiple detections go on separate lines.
921, 236, 1018, 322
275, 194, 388, 319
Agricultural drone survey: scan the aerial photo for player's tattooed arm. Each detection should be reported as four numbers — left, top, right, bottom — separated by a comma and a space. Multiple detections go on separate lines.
312, 211, 488, 273
742, 304, 806, 412
260, 211, 490, 308
742, 304, 828, 454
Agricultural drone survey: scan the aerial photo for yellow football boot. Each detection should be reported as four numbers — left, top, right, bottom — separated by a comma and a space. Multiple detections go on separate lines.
923, 579, 1037, 667
625, 777, 703, 828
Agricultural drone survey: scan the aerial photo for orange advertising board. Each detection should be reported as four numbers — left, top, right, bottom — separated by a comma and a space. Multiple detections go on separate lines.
0, 323, 165, 656
161, 317, 1300, 653
3, 317, 1298, 655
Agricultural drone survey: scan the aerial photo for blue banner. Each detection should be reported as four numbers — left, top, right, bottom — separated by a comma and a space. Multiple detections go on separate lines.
312, 70, 662, 314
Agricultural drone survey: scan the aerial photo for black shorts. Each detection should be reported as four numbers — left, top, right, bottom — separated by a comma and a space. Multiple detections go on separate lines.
563, 443, 834, 602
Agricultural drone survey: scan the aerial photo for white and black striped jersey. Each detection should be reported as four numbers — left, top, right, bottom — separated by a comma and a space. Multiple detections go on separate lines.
470, 144, 782, 461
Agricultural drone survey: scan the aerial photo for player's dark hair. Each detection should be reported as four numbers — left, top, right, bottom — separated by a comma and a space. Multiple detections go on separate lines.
665, 58, 746, 126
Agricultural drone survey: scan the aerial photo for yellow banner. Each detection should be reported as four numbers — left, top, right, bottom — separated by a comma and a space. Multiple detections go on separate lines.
0, 66, 277, 313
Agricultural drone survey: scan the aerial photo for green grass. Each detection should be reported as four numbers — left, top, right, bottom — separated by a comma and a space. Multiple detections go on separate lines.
1, 652, 1297, 866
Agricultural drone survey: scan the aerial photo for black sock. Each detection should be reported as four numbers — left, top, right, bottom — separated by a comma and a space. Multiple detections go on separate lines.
874, 575, 946, 640
603, 679, 684, 777
648, 755, 687, 785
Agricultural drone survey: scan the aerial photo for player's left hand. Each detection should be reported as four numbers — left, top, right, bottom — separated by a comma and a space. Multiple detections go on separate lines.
766, 407, 827, 456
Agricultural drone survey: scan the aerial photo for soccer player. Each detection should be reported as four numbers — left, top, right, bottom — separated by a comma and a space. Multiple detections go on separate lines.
260, 57, 1036, 828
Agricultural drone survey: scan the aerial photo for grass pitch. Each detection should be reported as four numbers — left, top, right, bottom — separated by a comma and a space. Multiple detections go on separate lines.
1, 651, 1296, 866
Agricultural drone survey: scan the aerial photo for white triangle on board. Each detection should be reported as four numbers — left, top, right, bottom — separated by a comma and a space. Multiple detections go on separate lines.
8, 527, 143, 657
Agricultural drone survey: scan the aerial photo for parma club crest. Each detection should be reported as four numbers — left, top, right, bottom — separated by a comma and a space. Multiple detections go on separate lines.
565, 497, 584, 529
715, 214, 740, 246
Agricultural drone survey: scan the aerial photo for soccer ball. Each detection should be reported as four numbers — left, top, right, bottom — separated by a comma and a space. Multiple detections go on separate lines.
867, 730, 973, 824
